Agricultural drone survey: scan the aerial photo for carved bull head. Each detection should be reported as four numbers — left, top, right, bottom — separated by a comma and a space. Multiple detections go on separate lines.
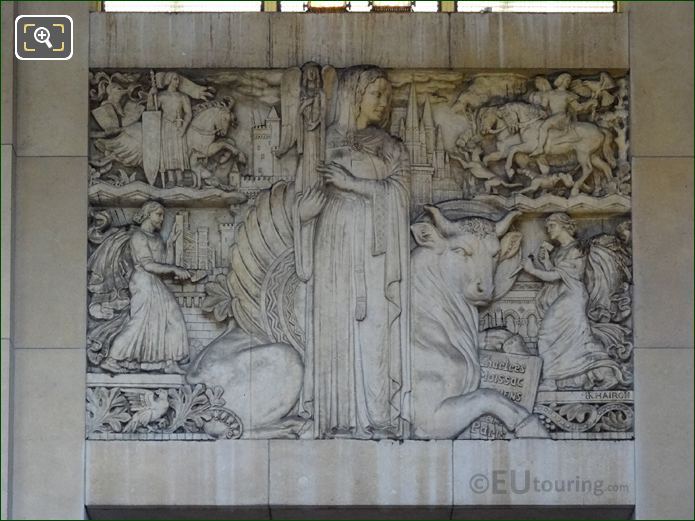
411, 206, 522, 306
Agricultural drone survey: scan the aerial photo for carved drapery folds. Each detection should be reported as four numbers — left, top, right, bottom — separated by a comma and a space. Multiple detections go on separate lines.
87, 67, 632, 441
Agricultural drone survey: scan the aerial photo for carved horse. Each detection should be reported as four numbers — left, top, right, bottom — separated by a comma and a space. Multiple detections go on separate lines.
185, 99, 247, 188
94, 98, 246, 189
477, 102, 616, 196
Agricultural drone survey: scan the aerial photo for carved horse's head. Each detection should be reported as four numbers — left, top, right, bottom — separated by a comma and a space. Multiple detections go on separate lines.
476, 106, 502, 136
190, 96, 237, 138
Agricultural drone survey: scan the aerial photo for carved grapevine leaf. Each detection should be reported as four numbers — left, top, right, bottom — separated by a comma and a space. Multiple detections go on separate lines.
596, 409, 633, 432
206, 385, 227, 408
593, 404, 634, 433
202, 274, 235, 322
558, 403, 596, 424
166, 384, 214, 433
86, 387, 131, 433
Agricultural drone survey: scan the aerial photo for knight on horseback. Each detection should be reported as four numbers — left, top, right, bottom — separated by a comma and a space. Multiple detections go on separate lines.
529, 73, 599, 157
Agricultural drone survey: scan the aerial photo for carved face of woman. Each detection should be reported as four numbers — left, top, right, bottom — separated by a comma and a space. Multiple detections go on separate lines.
169, 74, 180, 91
357, 78, 391, 128
546, 220, 573, 244
546, 221, 564, 243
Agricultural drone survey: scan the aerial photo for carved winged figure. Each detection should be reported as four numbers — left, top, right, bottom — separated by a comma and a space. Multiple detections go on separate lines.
276, 62, 337, 193
89, 71, 146, 131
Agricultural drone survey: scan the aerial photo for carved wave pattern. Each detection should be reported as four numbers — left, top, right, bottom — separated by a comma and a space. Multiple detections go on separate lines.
261, 250, 305, 355
89, 181, 247, 208
476, 193, 631, 213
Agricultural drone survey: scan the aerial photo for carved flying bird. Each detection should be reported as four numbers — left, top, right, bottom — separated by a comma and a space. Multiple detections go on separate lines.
122, 389, 170, 433
570, 72, 617, 108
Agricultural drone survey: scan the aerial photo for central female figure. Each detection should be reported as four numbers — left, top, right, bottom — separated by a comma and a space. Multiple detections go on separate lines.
295, 66, 411, 439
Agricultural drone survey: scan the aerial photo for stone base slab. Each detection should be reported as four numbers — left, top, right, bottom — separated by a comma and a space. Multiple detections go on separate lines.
453, 440, 635, 508
86, 439, 634, 517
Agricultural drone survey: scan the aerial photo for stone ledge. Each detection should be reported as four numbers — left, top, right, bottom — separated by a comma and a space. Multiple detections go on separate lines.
86, 439, 634, 515
453, 440, 635, 508
89, 13, 271, 68
89, 12, 628, 70
269, 440, 453, 507
268, 13, 450, 68
86, 440, 270, 508
449, 12, 628, 69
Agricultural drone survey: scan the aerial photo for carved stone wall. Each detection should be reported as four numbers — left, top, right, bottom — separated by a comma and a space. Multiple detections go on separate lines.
87, 67, 633, 442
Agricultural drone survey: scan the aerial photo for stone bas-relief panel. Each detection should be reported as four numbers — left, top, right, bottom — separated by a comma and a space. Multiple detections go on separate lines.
86, 66, 632, 441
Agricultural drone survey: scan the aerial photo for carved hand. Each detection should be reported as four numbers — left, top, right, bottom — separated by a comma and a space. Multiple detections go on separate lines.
318, 162, 358, 193
537, 247, 552, 269
522, 257, 536, 275
298, 188, 327, 223
173, 267, 190, 281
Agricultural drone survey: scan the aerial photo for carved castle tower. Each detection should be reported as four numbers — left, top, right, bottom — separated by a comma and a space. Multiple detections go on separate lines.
218, 223, 235, 268
241, 106, 290, 197
251, 106, 281, 177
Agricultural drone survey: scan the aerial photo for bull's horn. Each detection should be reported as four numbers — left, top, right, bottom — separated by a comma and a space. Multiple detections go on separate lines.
424, 205, 456, 237
495, 210, 522, 237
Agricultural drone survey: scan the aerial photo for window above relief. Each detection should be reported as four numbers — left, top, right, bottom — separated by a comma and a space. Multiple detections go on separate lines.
104, 1, 264, 11
456, 1, 615, 13
103, 0, 616, 12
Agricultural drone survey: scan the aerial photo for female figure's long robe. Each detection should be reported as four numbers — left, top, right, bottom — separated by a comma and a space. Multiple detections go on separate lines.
536, 241, 620, 386
109, 229, 189, 370
295, 126, 411, 439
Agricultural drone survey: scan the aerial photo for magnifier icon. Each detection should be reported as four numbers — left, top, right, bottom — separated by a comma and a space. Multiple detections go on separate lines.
33, 26, 53, 49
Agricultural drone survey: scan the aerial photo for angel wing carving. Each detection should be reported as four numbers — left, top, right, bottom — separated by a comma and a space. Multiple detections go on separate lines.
87, 214, 134, 366
585, 232, 632, 324
321, 64, 338, 129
